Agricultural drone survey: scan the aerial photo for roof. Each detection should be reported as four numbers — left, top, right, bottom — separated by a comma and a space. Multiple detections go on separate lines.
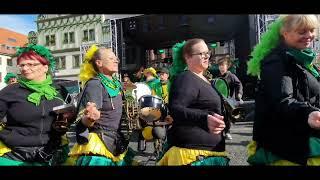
0, 28, 28, 55
0, 28, 28, 46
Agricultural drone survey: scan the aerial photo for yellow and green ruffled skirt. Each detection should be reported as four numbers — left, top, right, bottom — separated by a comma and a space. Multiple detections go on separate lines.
157, 146, 229, 166
247, 137, 320, 166
66, 132, 134, 166
0, 135, 70, 166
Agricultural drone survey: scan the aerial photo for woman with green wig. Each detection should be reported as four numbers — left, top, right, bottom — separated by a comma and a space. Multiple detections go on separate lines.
4, 73, 17, 85
157, 38, 229, 166
0, 44, 74, 166
247, 15, 320, 165
67, 45, 134, 166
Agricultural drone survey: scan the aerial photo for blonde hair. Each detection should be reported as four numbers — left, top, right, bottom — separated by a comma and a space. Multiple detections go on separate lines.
79, 45, 113, 86
280, 14, 319, 34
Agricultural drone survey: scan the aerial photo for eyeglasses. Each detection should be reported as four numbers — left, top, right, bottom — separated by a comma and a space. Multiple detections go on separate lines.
18, 63, 42, 69
191, 51, 212, 58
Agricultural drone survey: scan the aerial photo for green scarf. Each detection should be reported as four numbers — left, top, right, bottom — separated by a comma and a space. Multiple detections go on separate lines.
18, 75, 58, 106
287, 48, 319, 78
97, 73, 122, 98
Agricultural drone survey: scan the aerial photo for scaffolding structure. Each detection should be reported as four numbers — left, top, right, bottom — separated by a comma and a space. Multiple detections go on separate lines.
255, 14, 279, 43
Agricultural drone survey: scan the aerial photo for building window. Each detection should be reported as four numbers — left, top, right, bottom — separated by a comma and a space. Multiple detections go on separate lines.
63, 32, 75, 44
7, 58, 13, 66
0, 57, 2, 65
50, 35, 56, 46
8, 38, 17, 43
72, 55, 80, 68
63, 33, 68, 44
83, 29, 95, 42
6, 46, 10, 50
45, 35, 50, 46
83, 30, 89, 42
102, 26, 109, 42
46, 34, 56, 46
102, 26, 109, 35
0, 72, 2, 83
56, 56, 66, 70
69, 32, 75, 43
89, 29, 95, 41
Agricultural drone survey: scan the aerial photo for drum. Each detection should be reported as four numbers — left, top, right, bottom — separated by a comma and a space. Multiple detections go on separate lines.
212, 78, 230, 98
138, 95, 166, 122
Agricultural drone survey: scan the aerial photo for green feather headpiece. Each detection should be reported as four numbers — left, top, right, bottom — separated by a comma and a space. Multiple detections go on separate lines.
247, 17, 284, 78
4, 73, 17, 84
15, 44, 56, 72
169, 41, 187, 86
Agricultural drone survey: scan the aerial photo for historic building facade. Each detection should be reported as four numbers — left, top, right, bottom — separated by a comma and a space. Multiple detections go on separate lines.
36, 14, 109, 80
0, 28, 27, 89
36, 14, 142, 80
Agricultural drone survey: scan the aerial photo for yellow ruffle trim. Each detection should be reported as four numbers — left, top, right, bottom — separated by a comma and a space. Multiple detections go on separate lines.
68, 132, 127, 162
0, 141, 12, 157
247, 140, 257, 158
157, 146, 228, 166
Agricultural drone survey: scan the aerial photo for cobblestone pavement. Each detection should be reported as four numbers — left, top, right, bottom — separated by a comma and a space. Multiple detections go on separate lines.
66, 121, 253, 166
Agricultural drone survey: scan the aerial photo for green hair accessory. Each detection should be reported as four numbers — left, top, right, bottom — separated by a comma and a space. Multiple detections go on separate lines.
16, 44, 56, 72
169, 41, 187, 86
247, 17, 284, 78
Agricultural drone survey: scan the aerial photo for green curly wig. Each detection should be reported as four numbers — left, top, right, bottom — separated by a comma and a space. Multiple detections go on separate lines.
247, 17, 284, 78
15, 44, 56, 72
169, 41, 187, 86
4, 73, 17, 84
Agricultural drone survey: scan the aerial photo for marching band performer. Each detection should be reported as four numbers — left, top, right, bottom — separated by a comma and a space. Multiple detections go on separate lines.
68, 45, 134, 166
0, 44, 72, 166
157, 38, 229, 166
143, 67, 163, 98
247, 14, 320, 165
137, 67, 164, 151
158, 67, 170, 105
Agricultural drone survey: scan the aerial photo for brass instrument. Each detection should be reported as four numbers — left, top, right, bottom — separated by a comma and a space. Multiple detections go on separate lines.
122, 82, 152, 133
124, 95, 141, 132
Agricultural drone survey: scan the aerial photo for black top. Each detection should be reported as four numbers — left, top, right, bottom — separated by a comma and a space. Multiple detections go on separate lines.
168, 70, 226, 151
76, 78, 123, 146
0, 83, 64, 148
253, 42, 320, 165
218, 71, 243, 100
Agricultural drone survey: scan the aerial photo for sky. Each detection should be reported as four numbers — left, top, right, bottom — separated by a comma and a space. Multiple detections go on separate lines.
0, 14, 37, 35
